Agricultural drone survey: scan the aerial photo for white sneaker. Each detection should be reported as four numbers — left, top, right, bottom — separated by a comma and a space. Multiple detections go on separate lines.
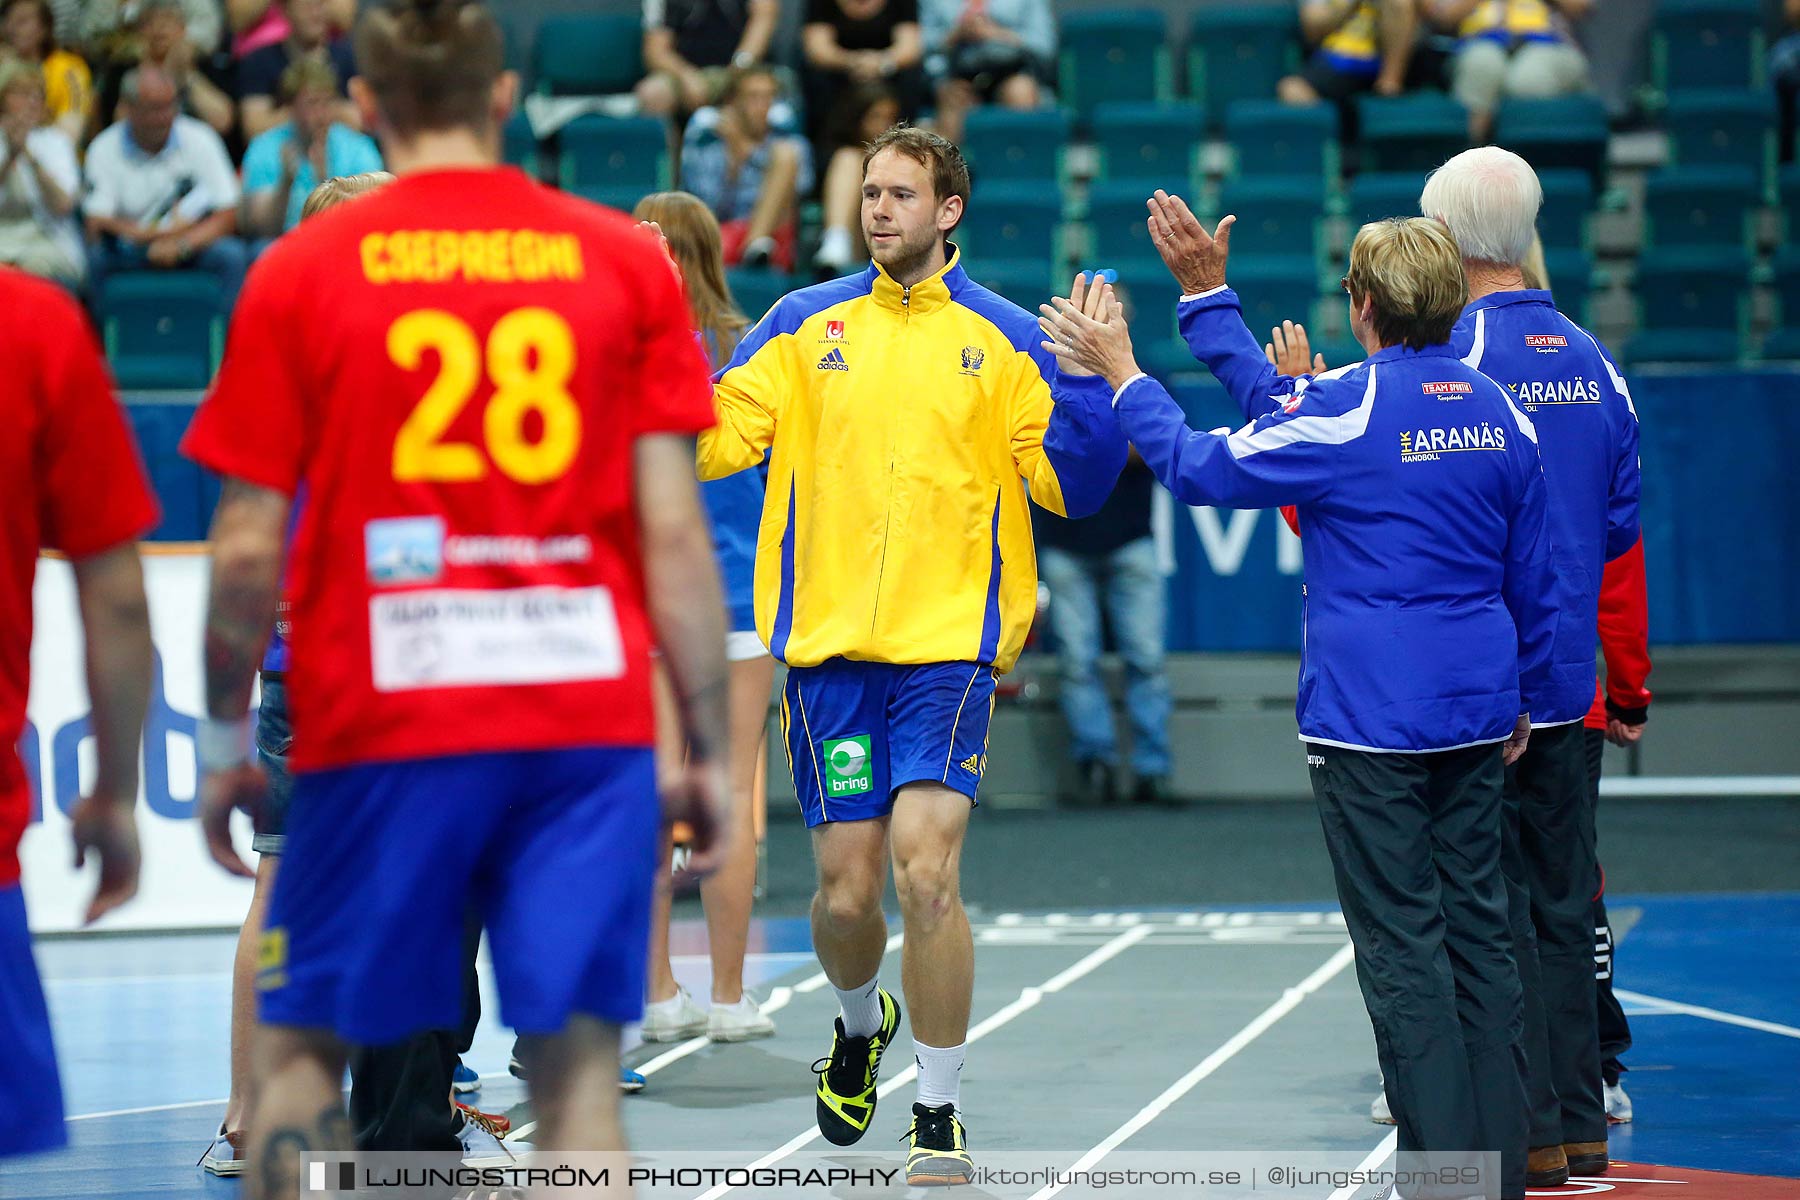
457, 1111, 514, 1168
640, 987, 708, 1042
199, 1124, 245, 1176
1371, 1088, 1396, 1125
707, 994, 776, 1042
1606, 1080, 1633, 1124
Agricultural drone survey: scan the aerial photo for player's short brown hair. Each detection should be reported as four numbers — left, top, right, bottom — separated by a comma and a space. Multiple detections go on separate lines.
1345, 217, 1468, 351
862, 124, 970, 214
353, 0, 504, 137
300, 171, 395, 220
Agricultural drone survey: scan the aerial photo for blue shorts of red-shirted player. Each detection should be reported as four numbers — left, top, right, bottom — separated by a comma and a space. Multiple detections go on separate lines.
780, 659, 999, 827
257, 746, 658, 1045
0, 883, 67, 1156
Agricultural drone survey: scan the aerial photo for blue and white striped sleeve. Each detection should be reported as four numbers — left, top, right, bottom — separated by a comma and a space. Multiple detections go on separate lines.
1113, 369, 1373, 510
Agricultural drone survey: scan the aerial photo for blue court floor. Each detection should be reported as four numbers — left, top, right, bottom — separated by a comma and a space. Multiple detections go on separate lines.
4, 892, 1797, 1198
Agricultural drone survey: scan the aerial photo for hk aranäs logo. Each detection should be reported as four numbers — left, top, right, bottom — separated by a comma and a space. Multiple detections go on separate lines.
824, 735, 873, 796
1399, 422, 1507, 462
1506, 377, 1602, 410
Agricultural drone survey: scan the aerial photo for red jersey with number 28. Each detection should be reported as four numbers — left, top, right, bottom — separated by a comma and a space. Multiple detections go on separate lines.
182, 168, 716, 772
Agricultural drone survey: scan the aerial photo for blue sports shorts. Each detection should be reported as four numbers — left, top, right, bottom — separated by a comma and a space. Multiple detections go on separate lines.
258, 746, 658, 1046
0, 884, 66, 1156
780, 659, 998, 826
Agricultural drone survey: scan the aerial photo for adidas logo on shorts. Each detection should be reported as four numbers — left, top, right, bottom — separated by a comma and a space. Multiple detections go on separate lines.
817, 348, 849, 371
959, 753, 983, 776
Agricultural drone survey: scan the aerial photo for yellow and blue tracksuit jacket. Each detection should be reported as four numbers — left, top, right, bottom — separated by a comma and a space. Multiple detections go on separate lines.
1456, 0, 1568, 45
697, 247, 1128, 674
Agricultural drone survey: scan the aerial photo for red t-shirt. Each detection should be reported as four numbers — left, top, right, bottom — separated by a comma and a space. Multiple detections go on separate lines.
182, 168, 716, 772
0, 269, 160, 889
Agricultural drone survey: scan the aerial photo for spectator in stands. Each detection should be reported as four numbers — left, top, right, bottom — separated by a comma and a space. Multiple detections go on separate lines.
241, 60, 380, 242
83, 66, 245, 304
124, 0, 236, 137
226, 0, 353, 59
0, 60, 83, 288
682, 64, 812, 270
637, 0, 780, 120
1427, 0, 1593, 141
1034, 455, 1174, 808
81, 0, 222, 67
1, 0, 90, 143
802, 0, 924, 146
812, 83, 901, 272
922, 0, 1054, 144
237, 0, 358, 139
1774, 0, 1800, 164
1278, 0, 1419, 109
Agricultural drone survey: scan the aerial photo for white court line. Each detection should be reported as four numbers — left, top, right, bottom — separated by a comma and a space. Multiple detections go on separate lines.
69, 1097, 228, 1122
692, 924, 1155, 1200
1614, 989, 1800, 1039
1324, 1131, 1398, 1200
1026, 941, 1357, 1200
1598, 775, 1800, 797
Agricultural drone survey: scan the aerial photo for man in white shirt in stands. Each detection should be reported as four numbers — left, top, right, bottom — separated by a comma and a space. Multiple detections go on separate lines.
83, 65, 246, 304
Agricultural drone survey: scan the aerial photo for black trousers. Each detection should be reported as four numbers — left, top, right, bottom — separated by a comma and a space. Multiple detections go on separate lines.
350, 912, 483, 1152
1310, 742, 1526, 1200
1500, 721, 1607, 1148
1583, 728, 1633, 1085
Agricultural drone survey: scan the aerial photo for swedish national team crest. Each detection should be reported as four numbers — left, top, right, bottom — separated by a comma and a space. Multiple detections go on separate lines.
960, 345, 984, 373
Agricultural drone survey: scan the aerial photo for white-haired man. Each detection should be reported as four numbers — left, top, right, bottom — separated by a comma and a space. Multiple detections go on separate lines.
1421, 144, 1641, 1190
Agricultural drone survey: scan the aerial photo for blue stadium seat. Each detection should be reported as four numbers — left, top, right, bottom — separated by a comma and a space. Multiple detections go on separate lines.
1216, 176, 1327, 269
964, 259, 1056, 312
724, 269, 794, 326
1090, 101, 1204, 188
958, 182, 1063, 264
1642, 165, 1759, 249
1620, 328, 1743, 367
1112, 263, 1183, 346
502, 110, 539, 176
1540, 248, 1592, 325
961, 108, 1070, 183
1634, 247, 1749, 335
1662, 89, 1776, 180
1225, 100, 1337, 187
1057, 10, 1172, 117
1086, 181, 1163, 269
1652, 0, 1765, 94
99, 272, 224, 391
1781, 165, 1800, 241
1187, 7, 1298, 125
1536, 170, 1593, 252
571, 185, 655, 214
558, 115, 670, 193
1358, 93, 1469, 175
1228, 254, 1319, 337
534, 14, 642, 96
1495, 94, 1609, 189
1345, 171, 1422, 230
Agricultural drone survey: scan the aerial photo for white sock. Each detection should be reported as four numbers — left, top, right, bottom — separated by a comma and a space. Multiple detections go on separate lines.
914, 1040, 965, 1109
834, 977, 883, 1038
645, 989, 689, 1016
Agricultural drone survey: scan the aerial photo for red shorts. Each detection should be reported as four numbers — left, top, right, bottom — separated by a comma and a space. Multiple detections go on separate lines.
721, 219, 798, 272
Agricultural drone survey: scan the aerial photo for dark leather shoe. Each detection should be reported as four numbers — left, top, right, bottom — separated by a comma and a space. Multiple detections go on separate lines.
1527, 1144, 1570, 1188
1563, 1140, 1609, 1176
1131, 775, 1173, 806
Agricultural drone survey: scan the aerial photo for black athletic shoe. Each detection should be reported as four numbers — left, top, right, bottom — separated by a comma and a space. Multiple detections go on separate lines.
811, 988, 900, 1145
903, 1102, 973, 1186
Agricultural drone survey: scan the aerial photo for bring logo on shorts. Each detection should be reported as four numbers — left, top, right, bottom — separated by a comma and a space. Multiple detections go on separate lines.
824, 734, 873, 796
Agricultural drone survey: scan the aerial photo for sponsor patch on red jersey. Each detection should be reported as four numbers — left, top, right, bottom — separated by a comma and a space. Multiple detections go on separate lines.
1421, 380, 1475, 396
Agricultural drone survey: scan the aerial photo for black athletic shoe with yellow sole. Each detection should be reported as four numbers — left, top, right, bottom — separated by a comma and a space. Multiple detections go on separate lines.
903, 1102, 973, 1186
812, 988, 900, 1145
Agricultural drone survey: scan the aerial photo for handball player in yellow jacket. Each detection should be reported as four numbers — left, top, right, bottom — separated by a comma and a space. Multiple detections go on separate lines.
699, 124, 1127, 1184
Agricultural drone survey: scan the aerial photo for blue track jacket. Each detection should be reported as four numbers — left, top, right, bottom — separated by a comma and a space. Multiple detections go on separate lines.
1119, 291, 1558, 753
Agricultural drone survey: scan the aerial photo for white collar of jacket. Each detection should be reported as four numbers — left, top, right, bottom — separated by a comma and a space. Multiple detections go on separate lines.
867, 242, 965, 316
